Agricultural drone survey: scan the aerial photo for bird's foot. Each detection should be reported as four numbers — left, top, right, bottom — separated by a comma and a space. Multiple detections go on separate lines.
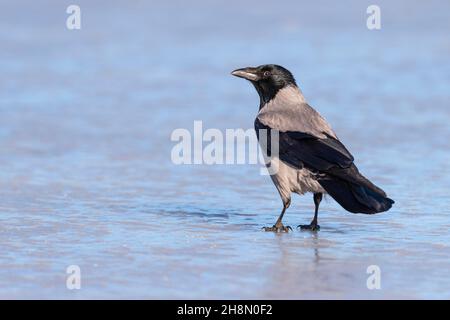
297, 223, 320, 231
263, 223, 292, 233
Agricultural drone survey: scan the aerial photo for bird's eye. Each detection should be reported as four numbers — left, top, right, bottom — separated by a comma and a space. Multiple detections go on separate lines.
263, 71, 271, 77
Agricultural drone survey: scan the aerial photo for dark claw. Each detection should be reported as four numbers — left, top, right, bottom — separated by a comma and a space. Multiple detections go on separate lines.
297, 224, 320, 231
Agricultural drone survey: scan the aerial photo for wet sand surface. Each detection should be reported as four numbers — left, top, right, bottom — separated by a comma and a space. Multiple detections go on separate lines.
0, 1, 449, 298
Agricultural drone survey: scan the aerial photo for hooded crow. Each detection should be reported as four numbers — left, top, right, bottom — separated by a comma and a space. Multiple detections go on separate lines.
231, 64, 394, 232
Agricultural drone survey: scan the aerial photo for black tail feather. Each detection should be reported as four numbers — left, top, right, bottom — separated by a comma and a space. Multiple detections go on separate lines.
319, 177, 394, 214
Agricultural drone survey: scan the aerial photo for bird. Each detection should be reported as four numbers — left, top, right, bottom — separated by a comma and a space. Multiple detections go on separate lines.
231, 64, 394, 232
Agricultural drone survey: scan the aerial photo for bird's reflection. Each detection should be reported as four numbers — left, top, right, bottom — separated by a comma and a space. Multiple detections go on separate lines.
261, 231, 322, 296
311, 232, 320, 264
274, 230, 321, 265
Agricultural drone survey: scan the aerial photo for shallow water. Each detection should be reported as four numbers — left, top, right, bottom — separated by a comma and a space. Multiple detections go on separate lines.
0, 0, 450, 299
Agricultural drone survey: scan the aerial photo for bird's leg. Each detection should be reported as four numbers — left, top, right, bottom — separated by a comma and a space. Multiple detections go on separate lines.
263, 199, 292, 233
298, 193, 322, 231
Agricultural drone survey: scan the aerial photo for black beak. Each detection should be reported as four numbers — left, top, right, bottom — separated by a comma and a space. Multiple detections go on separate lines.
231, 67, 259, 81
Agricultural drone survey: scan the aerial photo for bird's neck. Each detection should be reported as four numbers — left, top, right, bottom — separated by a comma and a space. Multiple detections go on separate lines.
258, 85, 306, 110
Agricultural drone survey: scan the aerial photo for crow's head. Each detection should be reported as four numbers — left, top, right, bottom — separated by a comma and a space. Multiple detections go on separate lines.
231, 64, 297, 103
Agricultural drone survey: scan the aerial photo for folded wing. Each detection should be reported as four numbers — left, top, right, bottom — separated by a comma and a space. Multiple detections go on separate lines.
255, 114, 394, 214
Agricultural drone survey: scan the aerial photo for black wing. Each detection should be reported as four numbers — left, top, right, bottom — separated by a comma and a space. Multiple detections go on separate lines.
255, 118, 394, 214
255, 117, 354, 172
